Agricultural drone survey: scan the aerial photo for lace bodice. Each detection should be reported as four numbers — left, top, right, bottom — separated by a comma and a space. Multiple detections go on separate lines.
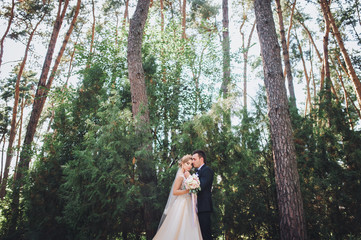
176, 173, 187, 190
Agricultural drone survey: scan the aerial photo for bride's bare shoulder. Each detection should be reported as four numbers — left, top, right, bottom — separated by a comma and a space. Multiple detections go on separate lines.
176, 173, 185, 179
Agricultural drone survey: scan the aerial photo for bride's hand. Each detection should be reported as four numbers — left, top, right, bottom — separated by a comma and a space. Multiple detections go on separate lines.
184, 171, 190, 178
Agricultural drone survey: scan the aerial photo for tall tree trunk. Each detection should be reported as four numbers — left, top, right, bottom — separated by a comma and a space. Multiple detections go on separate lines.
191, 45, 207, 113
221, 0, 231, 126
0, 134, 5, 182
15, 0, 78, 181
0, 0, 15, 72
322, 0, 361, 109
0, 11, 46, 199
286, 0, 296, 51
127, 0, 156, 238
86, 0, 96, 69
115, 12, 119, 45
320, 0, 332, 111
356, 0, 361, 24
122, 0, 129, 29
128, 0, 150, 125
160, 0, 166, 82
332, 57, 359, 124
160, 0, 164, 32
296, 38, 312, 115
275, 0, 297, 108
7, 0, 75, 233
254, 0, 307, 239
296, 14, 325, 100
46, 103, 55, 132
14, 97, 25, 178
65, 38, 79, 87
241, 20, 256, 111
46, 0, 81, 94
181, 0, 186, 39
221, 0, 231, 98
159, 0, 168, 157
309, 45, 317, 100
283, 0, 296, 81
335, 55, 361, 118
298, 20, 322, 62
320, 0, 330, 94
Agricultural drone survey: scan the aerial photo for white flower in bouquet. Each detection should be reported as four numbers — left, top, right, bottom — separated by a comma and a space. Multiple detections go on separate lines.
185, 174, 201, 193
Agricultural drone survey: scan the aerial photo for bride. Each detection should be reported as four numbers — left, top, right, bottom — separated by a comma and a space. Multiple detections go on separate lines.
153, 154, 203, 240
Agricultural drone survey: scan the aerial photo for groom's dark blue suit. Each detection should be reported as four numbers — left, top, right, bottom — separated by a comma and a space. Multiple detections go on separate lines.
197, 165, 214, 240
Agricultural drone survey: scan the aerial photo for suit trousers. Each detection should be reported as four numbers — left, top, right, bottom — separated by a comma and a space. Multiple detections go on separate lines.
198, 212, 212, 240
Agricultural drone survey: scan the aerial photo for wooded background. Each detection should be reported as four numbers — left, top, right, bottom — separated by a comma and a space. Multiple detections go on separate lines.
0, 0, 360, 239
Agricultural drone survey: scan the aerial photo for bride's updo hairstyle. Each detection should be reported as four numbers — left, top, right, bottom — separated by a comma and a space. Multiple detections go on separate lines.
178, 154, 192, 168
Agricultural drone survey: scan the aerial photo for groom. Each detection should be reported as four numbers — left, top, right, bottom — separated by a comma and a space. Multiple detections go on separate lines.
192, 149, 214, 240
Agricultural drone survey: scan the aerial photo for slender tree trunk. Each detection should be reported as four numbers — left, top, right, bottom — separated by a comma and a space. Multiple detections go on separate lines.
191, 45, 207, 112
286, 0, 296, 50
122, 0, 129, 28
65, 40, 78, 86
309, 45, 317, 100
283, 0, 296, 80
240, 21, 246, 109
8, 0, 73, 233
241, 20, 256, 110
14, 97, 25, 178
181, 0, 186, 39
356, 0, 361, 25
160, 0, 164, 32
335, 55, 361, 118
1, 134, 5, 182
0, 74, 20, 198
86, 0, 96, 69
275, 0, 297, 108
127, 0, 157, 238
254, 0, 307, 239
297, 16, 324, 99
47, 104, 55, 132
332, 57, 359, 124
0, 11, 46, 199
159, 0, 168, 156
339, 76, 354, 128
115, 13, 119, 45
320, 0, 331, 94
160, 0, 166, 82
14, 1, 81, 232
0, 0, 15, 72
330, 79, 340, 102
296, 38, 312, 115
46, 0, 81, 94
221, 0, 231, 98
298, 20, 322, 62
14, 0, 79, 180
322, 0, 361, 109
221, 0, 231, 126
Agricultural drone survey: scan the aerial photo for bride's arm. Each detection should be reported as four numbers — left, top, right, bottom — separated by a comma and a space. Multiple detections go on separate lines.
172, 176, 189, 196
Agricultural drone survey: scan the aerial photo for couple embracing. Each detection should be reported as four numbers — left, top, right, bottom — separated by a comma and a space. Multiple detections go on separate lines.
153, 150, 214, 240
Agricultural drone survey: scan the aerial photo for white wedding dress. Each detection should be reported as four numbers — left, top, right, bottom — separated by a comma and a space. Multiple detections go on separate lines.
153, 170, 203, 240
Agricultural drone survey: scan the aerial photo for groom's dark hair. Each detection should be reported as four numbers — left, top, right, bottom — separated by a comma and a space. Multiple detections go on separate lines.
192, 149, 206, 163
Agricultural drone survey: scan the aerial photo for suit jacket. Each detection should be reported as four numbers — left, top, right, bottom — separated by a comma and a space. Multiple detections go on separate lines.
197, 165, 214, 213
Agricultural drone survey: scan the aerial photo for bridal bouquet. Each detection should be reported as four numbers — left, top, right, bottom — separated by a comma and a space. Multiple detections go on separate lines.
185, 174, 201, 193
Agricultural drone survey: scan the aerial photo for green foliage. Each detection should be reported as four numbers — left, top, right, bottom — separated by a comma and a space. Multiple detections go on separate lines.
0, 106, 11, 136
292, 94, 361, 239
1, 1, 361, 239
60, 103, 143, 239
190, 0, 219, 21
0, 67, 37, 137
